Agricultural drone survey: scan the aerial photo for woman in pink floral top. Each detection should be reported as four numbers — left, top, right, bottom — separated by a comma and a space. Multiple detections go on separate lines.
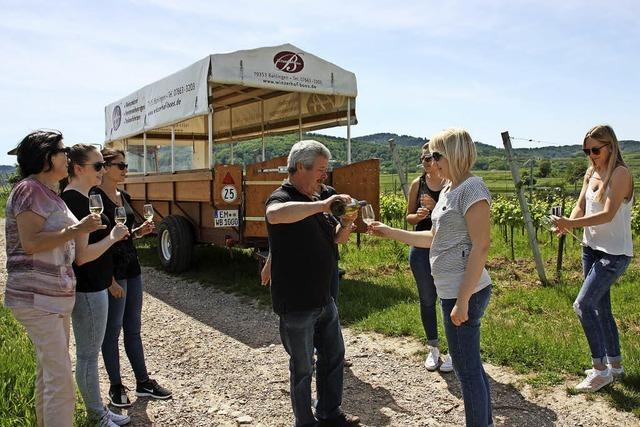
4, 130, 105, 426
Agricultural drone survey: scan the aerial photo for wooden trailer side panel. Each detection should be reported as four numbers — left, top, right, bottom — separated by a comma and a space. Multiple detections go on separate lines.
244, 156, 288, 238
331, 158, 380, 233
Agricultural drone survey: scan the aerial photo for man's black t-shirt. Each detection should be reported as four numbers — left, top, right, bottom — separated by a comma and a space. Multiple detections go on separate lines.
266, 182, 337, 314
61, 189, 114, 293
319, 185, 340, 261
92, 188, 141, 280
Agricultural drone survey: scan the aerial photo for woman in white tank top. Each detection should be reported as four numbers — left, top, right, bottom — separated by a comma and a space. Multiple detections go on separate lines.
551, 125, 633, 393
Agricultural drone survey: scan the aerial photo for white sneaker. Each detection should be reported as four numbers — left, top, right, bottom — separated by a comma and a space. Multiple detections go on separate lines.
106, 409, 131, 426
424, 347, 440, 371
585, 365, 624, 377
575, 369, 613, 392
439, 354, 454, 373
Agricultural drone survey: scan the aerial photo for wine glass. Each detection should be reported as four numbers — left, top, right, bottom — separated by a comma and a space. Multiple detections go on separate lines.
114, 207, 127, 225
420, 192, 434, 209
542, 209, 581, 242
89, 194, 103, 215
143, 204, 154, 221
361, 204, 375, 226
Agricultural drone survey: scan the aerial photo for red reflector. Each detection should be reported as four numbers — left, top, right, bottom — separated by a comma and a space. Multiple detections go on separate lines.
222, 172, 235, 185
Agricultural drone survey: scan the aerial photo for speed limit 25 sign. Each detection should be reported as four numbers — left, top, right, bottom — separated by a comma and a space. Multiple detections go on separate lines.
221, 185, 238, 203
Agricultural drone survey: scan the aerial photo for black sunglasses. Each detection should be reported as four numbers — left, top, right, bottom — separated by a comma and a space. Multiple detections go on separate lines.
582, 145, 609, 156
80, 162, 107, 172
52, 147, 71, 156
107, 162, 128, 170
431, 152, 445, 161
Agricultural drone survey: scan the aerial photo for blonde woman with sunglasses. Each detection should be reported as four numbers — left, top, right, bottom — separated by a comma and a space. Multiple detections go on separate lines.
370, 128, 493, 427
551, 125, 633, 392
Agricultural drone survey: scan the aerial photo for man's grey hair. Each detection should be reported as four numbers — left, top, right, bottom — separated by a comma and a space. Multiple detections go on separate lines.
287, 140, 331, 174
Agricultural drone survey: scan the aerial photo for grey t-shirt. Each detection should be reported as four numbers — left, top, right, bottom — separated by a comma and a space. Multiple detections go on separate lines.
429, 176, 492, 299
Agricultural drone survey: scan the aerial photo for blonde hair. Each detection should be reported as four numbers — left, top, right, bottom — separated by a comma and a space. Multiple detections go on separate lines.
428, 128, 476, 184
584, 125, 627, 202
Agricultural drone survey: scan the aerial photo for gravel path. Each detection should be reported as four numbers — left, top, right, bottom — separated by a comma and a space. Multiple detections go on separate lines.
1, 218, 637, 426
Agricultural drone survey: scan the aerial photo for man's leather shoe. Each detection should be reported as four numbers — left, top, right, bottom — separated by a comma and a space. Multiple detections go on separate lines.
318, 412, 360, 426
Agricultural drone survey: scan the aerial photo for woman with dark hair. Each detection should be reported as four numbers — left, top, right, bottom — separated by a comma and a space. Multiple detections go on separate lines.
61, 144, 130, 426
96, 148, 172, 407
406, 146, 451, 372
552, 124, 633, 392
4, 130, 104, 426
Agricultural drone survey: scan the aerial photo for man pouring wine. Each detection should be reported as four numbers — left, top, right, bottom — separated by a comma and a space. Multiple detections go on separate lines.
265, 140, 361, 427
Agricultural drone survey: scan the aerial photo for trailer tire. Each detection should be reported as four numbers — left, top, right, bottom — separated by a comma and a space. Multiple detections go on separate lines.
157, 215, 194, 273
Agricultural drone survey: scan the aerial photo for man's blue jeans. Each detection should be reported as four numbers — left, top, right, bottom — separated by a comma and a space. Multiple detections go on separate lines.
441, 285, 492, 427
578, 246, 631, 366
279, 300, 345, 427
102, 275, 149, 385
409, 247, 439, 346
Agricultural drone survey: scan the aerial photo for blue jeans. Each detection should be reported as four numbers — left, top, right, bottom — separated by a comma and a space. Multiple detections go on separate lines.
72, 290, 109, 421
409, 247, 439, 346
442, 285, 492, 427
578, 246, 631, 366
102, 275, 149, 385
279, 300, 345, 427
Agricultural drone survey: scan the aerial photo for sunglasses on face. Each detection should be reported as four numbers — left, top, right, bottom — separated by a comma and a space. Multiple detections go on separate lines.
80, 162, 107, 172
582, 144, 609, 156
421, 156, 433, 163
107, 162, 128, 170
431, 152, 445, 162
52, 147, 71, 156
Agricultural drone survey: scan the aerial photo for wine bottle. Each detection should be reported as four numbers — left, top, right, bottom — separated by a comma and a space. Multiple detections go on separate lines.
330, 198, 367, 217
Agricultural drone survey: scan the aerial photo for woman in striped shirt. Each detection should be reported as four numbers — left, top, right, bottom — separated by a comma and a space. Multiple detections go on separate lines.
369, 128, 493, 427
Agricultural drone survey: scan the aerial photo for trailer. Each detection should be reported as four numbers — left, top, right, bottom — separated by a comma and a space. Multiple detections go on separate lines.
104, 44, 380, 272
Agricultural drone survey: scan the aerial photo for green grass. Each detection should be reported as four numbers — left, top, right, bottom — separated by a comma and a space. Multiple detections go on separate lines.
135, 225, 640, 417
0, 306, 92, 426
0, 306, 37, 426
0, 191, 8, 218
380, 171, 579, 195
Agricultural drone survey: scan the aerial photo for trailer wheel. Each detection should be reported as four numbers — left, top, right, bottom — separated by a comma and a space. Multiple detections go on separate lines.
157, 215, 194, 273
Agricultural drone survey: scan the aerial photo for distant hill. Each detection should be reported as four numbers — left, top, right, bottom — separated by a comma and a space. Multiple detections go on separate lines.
8, 134, 636, 176
0, 165, 16, 175
353, 133, 427, 147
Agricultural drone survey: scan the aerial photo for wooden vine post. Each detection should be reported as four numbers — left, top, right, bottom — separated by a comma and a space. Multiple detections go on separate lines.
501, 131, 550, 286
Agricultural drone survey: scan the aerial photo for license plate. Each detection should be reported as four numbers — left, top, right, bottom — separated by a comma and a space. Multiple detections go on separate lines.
214, 209, 239, 228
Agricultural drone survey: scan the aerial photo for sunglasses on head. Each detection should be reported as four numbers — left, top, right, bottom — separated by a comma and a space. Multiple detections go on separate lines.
582, 144, 609, 156
107, 162, 128, 170
431, 152, 445, 161
80, 162, 107, 172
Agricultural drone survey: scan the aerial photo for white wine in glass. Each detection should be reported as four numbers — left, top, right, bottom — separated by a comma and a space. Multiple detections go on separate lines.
143, 204, 154, 221
115, 207, 127, 225
541, 215, 582, 242
89, 194, 103, 215
361, 204, 375, 226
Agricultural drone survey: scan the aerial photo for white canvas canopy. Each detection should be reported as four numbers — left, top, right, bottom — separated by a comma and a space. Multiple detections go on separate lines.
104, 44, 357, 173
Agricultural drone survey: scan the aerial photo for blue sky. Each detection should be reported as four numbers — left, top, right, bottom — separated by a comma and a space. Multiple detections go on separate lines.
1, 0, 638, 165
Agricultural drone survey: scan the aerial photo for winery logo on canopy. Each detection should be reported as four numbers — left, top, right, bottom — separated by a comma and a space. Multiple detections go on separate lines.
273, 51, 304, 73
112, 105, 122, 131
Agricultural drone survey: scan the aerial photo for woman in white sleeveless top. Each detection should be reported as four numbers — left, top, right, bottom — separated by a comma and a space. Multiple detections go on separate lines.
552, 125, 633, 393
